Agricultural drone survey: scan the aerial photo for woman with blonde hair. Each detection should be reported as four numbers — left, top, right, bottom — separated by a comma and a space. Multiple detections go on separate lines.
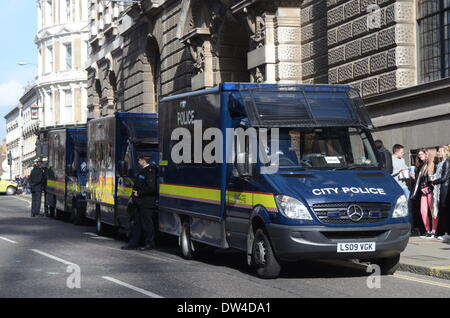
431, 146, 450, 241
411, 149, 437, 238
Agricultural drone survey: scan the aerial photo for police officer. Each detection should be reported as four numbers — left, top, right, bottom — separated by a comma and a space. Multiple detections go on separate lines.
29, 159, 45, 217
121, 153, 157, 250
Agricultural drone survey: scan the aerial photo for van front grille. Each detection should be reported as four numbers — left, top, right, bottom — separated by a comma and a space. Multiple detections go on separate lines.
312, 202, 391, 225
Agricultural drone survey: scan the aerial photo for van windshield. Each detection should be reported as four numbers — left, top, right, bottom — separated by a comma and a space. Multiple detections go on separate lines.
267, 127, 379, 170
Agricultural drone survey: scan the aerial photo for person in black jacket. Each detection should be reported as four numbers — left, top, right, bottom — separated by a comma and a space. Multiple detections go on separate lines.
375, 140, 393, 174
122, 153, 157, 250
431, 146, 450, 240
29, 160, 45, 217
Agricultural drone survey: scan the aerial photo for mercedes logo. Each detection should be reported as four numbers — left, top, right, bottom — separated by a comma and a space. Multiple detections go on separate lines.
347, 204, 364, 222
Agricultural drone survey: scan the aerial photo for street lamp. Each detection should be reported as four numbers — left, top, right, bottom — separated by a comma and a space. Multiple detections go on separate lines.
17, 62, 37, 66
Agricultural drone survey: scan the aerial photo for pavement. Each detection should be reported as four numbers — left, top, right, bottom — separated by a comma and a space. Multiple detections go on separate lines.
15, 193, 450, 281
399, 236, 450, 280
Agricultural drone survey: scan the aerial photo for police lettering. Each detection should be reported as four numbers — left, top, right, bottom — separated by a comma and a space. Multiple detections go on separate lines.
312, 187, 386, 196
177, 110, 195, 126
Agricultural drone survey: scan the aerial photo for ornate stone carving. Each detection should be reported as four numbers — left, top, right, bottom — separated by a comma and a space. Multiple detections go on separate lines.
251, 66, 265, 83
246, 10, 266, 49
187, 37, 207, 73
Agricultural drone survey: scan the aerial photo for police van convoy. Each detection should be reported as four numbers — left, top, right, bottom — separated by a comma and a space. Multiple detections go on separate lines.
158, 83, 410, 279
46, 128, 87, 224
85, 113, 158, 236
42, 83, 410, 279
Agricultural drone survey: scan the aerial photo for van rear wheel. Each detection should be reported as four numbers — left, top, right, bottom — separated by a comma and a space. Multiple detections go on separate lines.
180, 222, 194, 260
252, 228, 281, 279
96, 213, 106, 236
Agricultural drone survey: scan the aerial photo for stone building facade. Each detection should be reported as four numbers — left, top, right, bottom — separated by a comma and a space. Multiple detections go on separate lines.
36, 0, 89, 128
19, 86, 41, 176
4, 106, 22, 179
87, 0, 450, 162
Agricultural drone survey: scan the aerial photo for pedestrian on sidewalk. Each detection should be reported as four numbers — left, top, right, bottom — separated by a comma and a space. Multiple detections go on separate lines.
29, 160, 45, 217
375, 139, 393, 174
391, 144, 413, 228
430, 145, 450, 241
23, 176, 30, 195
121, 153, 157, 251
411, 149, 437, 238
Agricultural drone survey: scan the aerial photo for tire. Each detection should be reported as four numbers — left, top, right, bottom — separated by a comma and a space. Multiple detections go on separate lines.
6, 186, 16, 196
180, 221, 194, 260
371, 255, 400, 275
252, 228, 281, 279
71, 204, 84, 225
96, 212, 107, 236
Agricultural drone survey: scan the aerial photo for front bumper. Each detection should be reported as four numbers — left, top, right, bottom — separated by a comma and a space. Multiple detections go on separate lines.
266, 222, 411, 262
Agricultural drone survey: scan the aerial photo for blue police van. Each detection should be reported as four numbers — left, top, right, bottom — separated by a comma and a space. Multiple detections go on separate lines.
46, 127, 87, 224
85, 113, 159, 236
158, 83, 410, 279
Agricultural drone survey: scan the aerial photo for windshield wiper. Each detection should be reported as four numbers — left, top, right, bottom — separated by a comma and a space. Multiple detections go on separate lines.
333, 164, 364, 170
278, 166, 308, 171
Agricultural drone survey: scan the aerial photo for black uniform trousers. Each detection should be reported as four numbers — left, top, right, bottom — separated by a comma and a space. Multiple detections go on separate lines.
128, 207, 155, 247
31, 191, 42, 216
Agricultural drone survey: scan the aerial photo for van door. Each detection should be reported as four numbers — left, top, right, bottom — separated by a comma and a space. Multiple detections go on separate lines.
225, 132, 256, 251
116, 142, 135, 228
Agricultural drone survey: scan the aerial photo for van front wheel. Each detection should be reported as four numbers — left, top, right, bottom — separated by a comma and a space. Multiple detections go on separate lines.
252, 228, 281, 279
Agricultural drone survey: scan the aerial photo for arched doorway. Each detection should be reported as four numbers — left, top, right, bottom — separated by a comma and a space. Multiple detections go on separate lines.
145, 36, 161, 113
214, 16, 250, 83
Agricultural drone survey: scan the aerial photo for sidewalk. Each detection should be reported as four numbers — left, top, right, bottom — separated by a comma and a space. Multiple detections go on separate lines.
399, 236, 450, 280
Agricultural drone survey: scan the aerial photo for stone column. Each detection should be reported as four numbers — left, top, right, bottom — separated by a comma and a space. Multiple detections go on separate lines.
246, 6, 302, 84
274, 7, 302, 84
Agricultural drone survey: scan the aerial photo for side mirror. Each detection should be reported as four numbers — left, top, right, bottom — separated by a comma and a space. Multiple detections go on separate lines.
118, 161, 129, 177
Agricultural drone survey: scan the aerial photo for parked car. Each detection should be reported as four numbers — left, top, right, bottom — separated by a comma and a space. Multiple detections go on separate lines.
0, 178, 17, 195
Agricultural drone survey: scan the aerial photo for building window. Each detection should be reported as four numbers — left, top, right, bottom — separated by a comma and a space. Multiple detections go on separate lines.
45, 45, 53, 73
63, 42, 72, 70
64, 89, 73, 122
418, 0, 450, 83
66, 0, 72, 22
45, 0, 53, 27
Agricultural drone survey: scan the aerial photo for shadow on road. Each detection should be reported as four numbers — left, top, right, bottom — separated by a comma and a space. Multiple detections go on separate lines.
1, 200, 370, 281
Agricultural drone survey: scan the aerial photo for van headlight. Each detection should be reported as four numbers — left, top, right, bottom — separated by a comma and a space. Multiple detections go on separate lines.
392, 195, 408, 218
275, 195, 313, 220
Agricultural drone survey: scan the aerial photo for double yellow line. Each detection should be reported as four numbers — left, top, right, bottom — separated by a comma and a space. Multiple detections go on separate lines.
394, 272, 450, 289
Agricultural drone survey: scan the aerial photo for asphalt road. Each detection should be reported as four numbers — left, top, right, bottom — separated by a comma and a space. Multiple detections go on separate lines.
1, 195, 450, 299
